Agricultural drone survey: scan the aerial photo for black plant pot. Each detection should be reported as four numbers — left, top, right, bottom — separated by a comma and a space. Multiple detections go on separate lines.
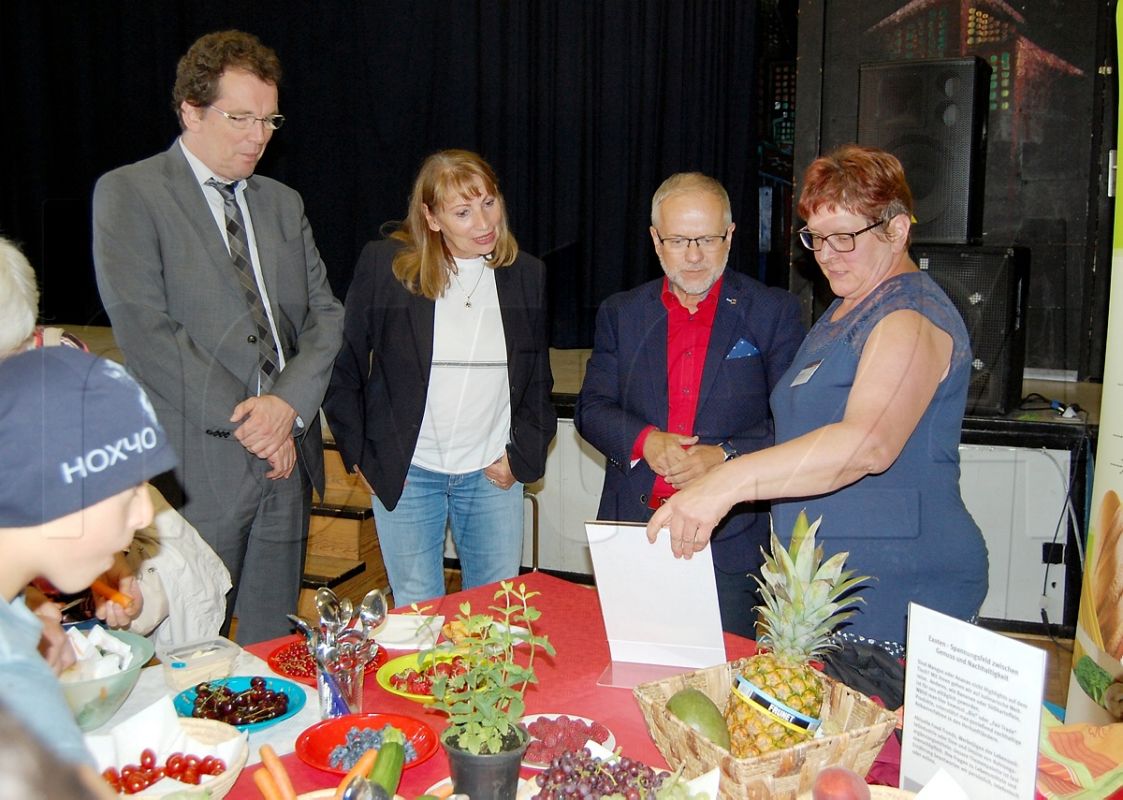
443, 726, 530, 799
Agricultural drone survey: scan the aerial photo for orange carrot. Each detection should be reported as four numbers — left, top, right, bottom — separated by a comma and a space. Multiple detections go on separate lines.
259, 744, 297, 800
334, 748, 379, 800
90, 578, 131, 608
253, 766, 284, 800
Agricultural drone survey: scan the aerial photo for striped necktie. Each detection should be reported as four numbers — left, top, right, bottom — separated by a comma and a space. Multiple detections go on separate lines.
206, 178, 280, 392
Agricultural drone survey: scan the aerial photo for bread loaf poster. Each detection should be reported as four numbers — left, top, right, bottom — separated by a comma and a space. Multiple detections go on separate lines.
1066, 6, 1123, 722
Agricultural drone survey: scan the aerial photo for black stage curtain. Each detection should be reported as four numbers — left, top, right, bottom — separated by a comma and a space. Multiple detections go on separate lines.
2, 1, 760, 348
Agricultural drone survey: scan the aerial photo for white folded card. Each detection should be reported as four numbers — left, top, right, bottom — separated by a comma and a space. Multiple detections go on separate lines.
373, 613, 444, 650
585, 521, 727, 670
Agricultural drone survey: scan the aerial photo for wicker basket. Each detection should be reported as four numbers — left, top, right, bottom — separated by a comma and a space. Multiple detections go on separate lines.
132, 717, 248, 800
634, 657, 897, 800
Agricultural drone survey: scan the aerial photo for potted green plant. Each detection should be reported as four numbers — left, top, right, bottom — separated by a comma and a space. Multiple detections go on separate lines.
429, 579, 554, 798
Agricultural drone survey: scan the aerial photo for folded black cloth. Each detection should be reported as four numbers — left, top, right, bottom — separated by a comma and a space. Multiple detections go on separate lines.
823, 639, 906, 711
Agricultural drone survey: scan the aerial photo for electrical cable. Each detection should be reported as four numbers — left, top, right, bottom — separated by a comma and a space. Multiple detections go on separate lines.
1038, 427, 1092, 651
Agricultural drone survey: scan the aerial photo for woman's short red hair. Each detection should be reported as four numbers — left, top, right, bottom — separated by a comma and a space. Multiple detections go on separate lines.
798, 144, 914, 223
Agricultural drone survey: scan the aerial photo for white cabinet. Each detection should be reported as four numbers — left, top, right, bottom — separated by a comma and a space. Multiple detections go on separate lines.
958, 444, 1071, 626
520, 419, 603, 574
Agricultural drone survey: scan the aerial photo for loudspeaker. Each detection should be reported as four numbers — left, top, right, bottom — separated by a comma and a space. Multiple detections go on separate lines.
912, 245, 1029, 416
858, 57, 990, 245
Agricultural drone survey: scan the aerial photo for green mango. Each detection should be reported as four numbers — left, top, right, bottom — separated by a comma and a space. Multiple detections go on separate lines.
666, 687, 731, 750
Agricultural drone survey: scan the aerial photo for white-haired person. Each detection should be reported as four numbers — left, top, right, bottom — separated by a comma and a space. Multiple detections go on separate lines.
0, 236, 86, 356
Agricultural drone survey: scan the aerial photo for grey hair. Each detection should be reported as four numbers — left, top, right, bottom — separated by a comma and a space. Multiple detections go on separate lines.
650, 172, 733, 229
0, 237, 38, 356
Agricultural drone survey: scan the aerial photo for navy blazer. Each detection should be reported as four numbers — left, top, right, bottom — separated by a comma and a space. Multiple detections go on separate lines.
325, 239, 557, 511
574, 270, 804, 573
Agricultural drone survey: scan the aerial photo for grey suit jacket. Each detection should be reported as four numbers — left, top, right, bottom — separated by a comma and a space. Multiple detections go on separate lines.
92, 142, 344, 499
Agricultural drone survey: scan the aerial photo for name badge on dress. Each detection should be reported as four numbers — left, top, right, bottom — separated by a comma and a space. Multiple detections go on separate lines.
790, 359, 822, 386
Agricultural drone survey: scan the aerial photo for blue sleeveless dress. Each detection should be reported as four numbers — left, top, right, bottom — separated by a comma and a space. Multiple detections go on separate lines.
769, 272, 988, 649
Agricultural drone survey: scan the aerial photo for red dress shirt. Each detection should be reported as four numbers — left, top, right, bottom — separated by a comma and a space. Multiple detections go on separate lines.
631, 275, 724, 507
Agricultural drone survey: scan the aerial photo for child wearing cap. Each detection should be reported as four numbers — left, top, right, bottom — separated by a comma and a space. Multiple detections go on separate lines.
0, 347, 176, 766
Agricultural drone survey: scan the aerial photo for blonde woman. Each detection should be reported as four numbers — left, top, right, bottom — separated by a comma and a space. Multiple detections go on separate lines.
326, 150, 556, 606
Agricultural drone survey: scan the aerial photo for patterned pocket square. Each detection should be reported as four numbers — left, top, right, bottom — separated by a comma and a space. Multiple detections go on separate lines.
726, 338, 760, 359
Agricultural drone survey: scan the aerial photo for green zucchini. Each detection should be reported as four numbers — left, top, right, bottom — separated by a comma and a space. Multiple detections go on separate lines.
367, 725, 406, 795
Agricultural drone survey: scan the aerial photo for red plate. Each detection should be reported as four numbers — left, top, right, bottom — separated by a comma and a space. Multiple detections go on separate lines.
294, 712, 439, 775
267, 638, 387, 686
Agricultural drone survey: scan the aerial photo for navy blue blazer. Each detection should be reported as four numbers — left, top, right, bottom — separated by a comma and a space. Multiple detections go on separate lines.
574, 270, 804, 573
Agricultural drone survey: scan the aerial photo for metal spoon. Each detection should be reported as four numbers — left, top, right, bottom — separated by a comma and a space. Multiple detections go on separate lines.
338, 596, 355, 630
358, 588, 387, 637
315, 587, 342, 641
286, 613, 316, 640
340, 775, 375, 800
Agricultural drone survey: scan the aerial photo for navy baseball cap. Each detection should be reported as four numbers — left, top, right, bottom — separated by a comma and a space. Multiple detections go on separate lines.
0, 348, 177, 527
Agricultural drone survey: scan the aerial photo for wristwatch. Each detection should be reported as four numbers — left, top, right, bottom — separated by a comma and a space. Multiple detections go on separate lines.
719, 441, 739, 462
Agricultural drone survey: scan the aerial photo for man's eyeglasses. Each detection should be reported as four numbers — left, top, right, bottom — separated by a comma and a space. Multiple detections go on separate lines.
656, 232, 729, 252
797, 220, 884, 253
208, 105, 286, 131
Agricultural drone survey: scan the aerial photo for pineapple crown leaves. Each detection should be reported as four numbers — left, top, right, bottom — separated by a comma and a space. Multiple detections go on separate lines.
430, 580, 555, 755
753, 511, 870, 659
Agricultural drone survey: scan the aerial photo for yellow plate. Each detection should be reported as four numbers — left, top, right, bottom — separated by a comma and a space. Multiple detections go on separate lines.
375, 650, 462, 704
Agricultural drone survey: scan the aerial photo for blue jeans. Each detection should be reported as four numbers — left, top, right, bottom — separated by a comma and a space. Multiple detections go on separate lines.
372, 463, 524, 607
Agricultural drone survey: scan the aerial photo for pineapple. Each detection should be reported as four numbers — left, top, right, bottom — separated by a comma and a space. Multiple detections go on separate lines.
724, 511, 868, 758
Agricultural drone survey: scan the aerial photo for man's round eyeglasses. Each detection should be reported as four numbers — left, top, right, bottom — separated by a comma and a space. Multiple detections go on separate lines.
656, 232, 729, 252
798, 220, 884, 253
208, 105, 286, 131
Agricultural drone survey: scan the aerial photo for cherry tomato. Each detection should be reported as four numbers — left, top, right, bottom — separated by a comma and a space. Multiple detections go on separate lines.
100, 767, 120, 791
124, 773, 148, 794
180, 766, 200, 785
165, 752, 185, 776
140, 748, 156, 769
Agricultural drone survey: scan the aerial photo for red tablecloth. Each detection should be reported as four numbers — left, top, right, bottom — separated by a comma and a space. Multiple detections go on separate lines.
227, 572, 756, 798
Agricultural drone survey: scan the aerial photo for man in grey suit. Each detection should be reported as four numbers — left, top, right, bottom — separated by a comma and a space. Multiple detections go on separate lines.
93, 30, 344, 643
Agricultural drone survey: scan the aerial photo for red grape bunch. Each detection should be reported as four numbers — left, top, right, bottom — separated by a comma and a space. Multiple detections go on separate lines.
532, 749, 667, 799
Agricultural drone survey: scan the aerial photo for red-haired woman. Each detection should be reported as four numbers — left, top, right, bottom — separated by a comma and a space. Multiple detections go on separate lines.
325, 150, 556, 606
649, 144, 986, 655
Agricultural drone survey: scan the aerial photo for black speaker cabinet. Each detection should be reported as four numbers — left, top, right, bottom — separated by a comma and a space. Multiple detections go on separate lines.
858, 57, 990, 245
912, 245, 1029, 416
